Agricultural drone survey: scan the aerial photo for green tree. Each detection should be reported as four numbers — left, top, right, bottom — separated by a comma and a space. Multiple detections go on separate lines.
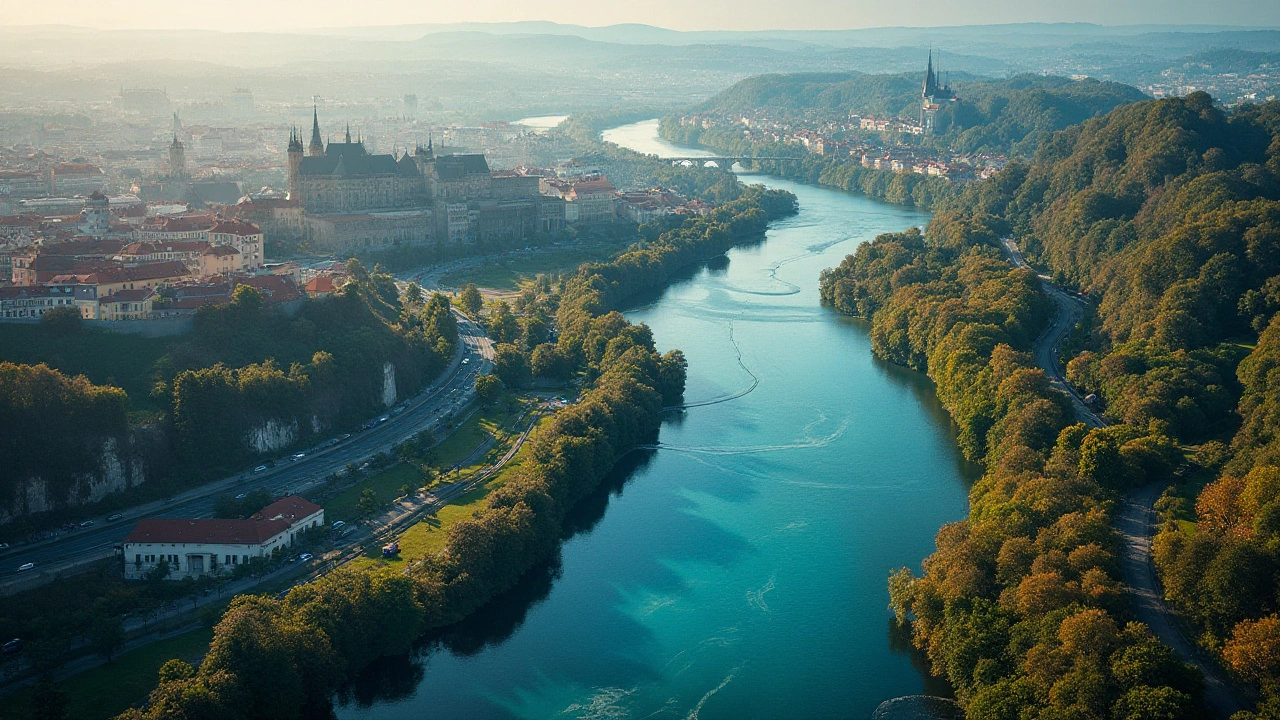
458, 283, 482, 316
492, 344, 531, 388
30, 675, 68, 720
475, 374, 502, 404
400, 282, 424, 306
91, 615, 124, 660
358, 488, 379, 518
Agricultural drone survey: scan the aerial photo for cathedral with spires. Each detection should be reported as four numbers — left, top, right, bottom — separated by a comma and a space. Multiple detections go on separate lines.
272, 109, 561, 250
920, 51, 959, 134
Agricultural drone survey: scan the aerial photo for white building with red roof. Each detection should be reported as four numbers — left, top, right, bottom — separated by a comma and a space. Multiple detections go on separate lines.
122, 495, 323, 580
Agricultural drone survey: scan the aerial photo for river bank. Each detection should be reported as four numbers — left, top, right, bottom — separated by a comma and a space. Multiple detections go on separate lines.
334, 121, 973, 720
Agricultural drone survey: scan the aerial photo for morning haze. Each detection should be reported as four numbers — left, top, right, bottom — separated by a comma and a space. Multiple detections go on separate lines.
0, 3, 1275, 720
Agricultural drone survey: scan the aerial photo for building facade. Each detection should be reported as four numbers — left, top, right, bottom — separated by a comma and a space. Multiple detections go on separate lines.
123, 496, 323, 580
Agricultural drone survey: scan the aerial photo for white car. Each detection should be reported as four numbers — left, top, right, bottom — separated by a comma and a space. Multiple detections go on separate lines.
298, 553, 314, 562
331, 521, 346, 530
17, 563, 34, 572
291, 452, 306, 461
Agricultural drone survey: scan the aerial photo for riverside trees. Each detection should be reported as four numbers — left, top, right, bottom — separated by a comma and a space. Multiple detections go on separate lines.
118, 178, 796, 720
823, 91, 1280, 716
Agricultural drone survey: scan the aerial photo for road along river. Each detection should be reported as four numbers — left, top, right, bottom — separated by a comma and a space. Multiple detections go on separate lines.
334, 120, 976, 719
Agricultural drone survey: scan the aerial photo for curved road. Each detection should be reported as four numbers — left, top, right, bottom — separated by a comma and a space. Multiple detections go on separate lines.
0, 310, 494, 593
1000, 237, 1246, 718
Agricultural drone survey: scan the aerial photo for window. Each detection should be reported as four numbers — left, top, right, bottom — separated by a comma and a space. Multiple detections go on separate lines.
135, 554, 141, 564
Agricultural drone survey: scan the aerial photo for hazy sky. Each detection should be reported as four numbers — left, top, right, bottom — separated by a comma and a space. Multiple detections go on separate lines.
0, 0, 1276, 32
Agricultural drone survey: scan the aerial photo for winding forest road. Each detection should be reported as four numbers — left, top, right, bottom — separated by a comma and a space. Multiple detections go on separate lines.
1000, 237, 1247, 719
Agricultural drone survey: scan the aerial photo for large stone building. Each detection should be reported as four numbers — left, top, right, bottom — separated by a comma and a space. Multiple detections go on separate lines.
284, 111, 564, 251
123, 495, 324, 580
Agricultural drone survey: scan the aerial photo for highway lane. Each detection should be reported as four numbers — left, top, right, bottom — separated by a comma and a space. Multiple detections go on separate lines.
0, 310, 494, 591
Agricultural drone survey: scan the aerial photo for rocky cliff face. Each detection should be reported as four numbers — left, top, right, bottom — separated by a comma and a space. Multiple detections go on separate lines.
382, 362, 397, 408
0, 434, 151, 525
247, 418, 298, 454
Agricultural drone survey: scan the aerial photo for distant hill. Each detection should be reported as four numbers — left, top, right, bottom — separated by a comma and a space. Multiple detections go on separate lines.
682, 72, 1148, 155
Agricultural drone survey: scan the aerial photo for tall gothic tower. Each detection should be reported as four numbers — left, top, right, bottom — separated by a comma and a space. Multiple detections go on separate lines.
287, 126, 304, 200
308, 106, 324, 157
169, 135, 186, 179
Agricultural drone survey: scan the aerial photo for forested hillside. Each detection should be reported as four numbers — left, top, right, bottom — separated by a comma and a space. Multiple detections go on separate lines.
821, 92, 1280, 717
0, 262, 457, 530
669, 72, 1147, 155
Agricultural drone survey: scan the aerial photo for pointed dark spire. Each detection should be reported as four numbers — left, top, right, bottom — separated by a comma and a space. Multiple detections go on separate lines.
345, 123, 352, 144
308, 106, 324, 156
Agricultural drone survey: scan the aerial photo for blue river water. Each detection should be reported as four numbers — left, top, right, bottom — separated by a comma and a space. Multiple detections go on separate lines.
334, 120, 974, 720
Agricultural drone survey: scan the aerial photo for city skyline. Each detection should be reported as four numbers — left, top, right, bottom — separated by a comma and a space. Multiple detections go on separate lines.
0, 0, 1277, 33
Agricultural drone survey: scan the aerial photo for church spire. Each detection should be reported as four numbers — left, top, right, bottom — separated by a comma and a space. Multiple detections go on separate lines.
345, 123, 352, 144
308, 106, 324, 156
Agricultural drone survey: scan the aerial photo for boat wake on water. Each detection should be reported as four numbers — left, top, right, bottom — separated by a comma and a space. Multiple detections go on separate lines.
665, 322, 759, 410
641, 418, 849, 456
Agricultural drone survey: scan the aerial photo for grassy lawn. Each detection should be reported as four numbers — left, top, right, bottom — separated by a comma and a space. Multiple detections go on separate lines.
322, 463, 424, 524
439, 246, 624, 291
0, 627, 214, 720
350, 415, 548, 570
320, 399, 526, 525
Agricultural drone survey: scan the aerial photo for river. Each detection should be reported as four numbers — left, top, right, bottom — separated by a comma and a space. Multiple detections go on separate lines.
335, 120, 974, 720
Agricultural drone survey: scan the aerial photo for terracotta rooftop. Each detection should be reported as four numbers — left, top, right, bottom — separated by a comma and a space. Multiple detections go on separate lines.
254, 495, 322, 524
124, 517, 291, 545
208, 219, 261, 236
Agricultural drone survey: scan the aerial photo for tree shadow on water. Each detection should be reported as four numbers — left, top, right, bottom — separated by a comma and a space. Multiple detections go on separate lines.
887, 618, 955, 699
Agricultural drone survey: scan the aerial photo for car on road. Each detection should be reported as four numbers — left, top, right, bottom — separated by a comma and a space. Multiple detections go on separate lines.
378, 415, 389, 423
79, 520, 94, 528
252, 465, 268, 473
392, 406, 405, 415
298, 553, 314, 562
331, 521, 346, 530
340, 433, 351, 441
3, 638, 20, 654
106, 514, 122, 522
361, 419, 378, 430
18, 562, 34, 572
291, 452, 306, 461
235, 493, 247, 500
461, 358, 470, 365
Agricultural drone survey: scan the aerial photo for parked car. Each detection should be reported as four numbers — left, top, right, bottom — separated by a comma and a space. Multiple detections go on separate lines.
18, 562, 34, 572
291, 452, 306, 461
252, 465, 267, 473
79, 520, 94, 528
106, 514, 122, 522
235, 493, 247, 500
339, 433, 352, 441
331, 521, 346, 530
298, 553, 314, 562
2, 638, 20, 654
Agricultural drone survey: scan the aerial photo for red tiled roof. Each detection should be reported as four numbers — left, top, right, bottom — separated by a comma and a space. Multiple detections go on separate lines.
51, 163, 103, 175
255, 495, 322, 524
201, 244, 240, 257
304, 275, 337, 293
208, 219, 261, 236
100, 287, 154, 304
120, 241, 208, 255
124, 517, 291, 545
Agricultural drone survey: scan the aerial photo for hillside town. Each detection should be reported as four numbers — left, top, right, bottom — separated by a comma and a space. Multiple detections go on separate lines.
0, 111, 716, 325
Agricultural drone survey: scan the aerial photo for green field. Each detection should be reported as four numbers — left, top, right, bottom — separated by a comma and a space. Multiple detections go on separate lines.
352, 415, 546, 569
318, 399, 525, 525
0, 627, 214, 720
